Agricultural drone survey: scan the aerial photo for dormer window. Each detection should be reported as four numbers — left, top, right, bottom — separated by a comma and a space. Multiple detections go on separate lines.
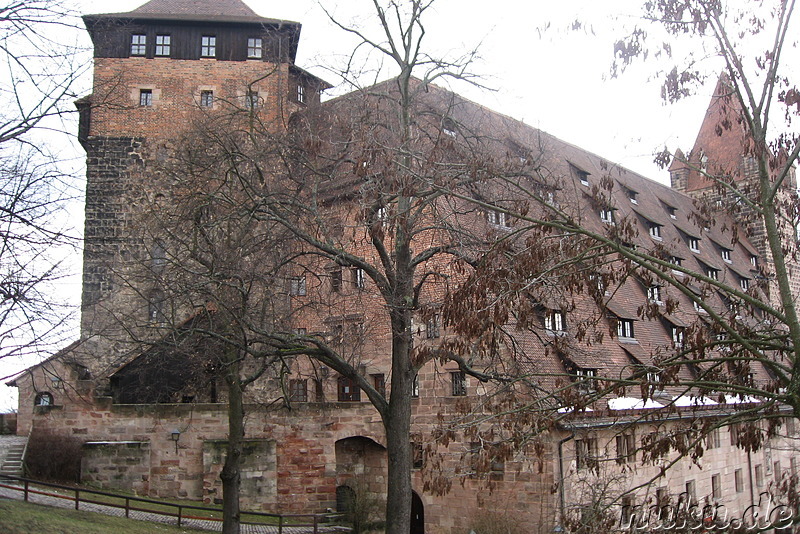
705, 267, 719, 281
487, 208, 510, 228
201, 36, 216, 58
671, 256, 683, 268
740, 277, 750, 291
570, 164, 590, 186
247, 37, 263, 59
544, 310, 566, 333
575, 368, 597, 394
688, 236, 700, 253
442, 117, 457, 137
648, 222, 662, 240
131, 34, 146, 56
667, 205, 677, 219
721, 248, 732, 263
155, 35, 171, 56
671, 326, 685, 347
750, 255, 758, 267
600, 208, 615, 224
628, 190, 638, 204
297, 84, 306, 104
647, 285, 662, 303
616, 318, 635, 339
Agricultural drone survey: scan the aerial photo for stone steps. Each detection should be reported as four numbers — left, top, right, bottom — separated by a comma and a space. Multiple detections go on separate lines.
0, 442, 26, 478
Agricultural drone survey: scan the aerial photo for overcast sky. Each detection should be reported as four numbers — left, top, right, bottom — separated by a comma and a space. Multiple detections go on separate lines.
1, 0, 790, 411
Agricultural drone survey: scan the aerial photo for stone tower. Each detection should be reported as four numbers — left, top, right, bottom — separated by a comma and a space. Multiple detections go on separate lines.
76, 0, 327, 376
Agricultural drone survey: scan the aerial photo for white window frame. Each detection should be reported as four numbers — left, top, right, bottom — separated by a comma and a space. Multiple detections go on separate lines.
721, 248, 732, 263
131, 34, 147, 56
487, 209, 510, 228
289, 276, 306, 296
617, 318, 635, 339
297, 84, 306, 103
544, 310, 566, 333
200, 90, 214, 108
672, 326, 684, 347
139, 89, 153, 107
688, 237, 700, 253
740, 277, 750, 291
648, 223, 662, 240
247, 37, 263, 59
647, 285, 662, 303
600, 208, 615, 224
706, 267, 719, 281
155, 34, 171, 56
201, 35, 216, 57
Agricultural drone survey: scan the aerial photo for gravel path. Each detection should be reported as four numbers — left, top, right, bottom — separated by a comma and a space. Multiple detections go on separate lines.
0, 477, 348, 533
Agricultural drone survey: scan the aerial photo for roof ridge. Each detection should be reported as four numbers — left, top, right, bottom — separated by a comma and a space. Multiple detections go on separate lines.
130, 0, 259, 18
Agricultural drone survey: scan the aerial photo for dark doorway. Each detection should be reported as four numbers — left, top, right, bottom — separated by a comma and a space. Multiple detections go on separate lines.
411, 491, 424, 534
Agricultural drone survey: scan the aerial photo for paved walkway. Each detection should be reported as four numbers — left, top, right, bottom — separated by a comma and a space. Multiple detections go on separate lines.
0, 478, 348, 533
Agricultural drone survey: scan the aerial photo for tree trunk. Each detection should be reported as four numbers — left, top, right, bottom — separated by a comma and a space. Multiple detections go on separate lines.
221, 358, 244, 534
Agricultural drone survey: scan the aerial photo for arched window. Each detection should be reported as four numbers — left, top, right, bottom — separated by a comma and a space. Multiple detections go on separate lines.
34, 392, 54, 406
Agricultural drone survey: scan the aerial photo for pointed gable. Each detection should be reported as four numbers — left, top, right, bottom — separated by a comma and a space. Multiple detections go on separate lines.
683, 73, 750, 192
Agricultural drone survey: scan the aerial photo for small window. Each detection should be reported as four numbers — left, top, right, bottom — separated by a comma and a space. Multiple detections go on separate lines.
289, 276, 306, 296
711, 473, 721, 500
600, 208, 615, 224
667, 205, 677, 219
575, 437, 597, 470
293, 327, 307, 336
544, 309, 566, 332
740, 277, 750, 291
685, 480, 697, 505
426, 314, 441, 339
155, 35, 171, 56
694, 300, 705, 313
289, 379, 307, 402
671, 326, 684, 347
412, 442, 424, 469
617, 318, 635, 339
755, 464, 764, 487
735, 468, 744, 493
575, 368, 597, 393
330, 268, 342, 293
371, 373, 386, 397
706, 428, 721, 450
706, 267, 719, 281
245, 91, 259, 109
721, 248, 732, 263
750, 254, 758, 267
671, 256, 683, 268
648, 222, 662, 240
247, 37, 263, 59
570, 163, 590, 186
628, 190, 638, 204
647, 285, 662, 303
487, 208, 510, 228
352, 268, 365, 290
616, 433, 635, 464
151, 240, 166, 273
131, 34, 147, 56
148, 292, 165, 324
297, 84, 306, 104
337, 376, 361, 402
201, 35, 216, 57
199, 90, 214, 108
688, 236, 700, 253
451, 371, 466, 396
34, 392, 54, 406
442, 117, 457, 137
411, 374, 419, 398
139, 89, 153, 107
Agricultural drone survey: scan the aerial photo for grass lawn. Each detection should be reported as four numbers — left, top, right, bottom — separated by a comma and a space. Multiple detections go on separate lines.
0, 498, 205, 533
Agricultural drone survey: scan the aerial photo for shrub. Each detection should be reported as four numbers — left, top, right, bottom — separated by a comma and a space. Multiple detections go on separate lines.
25, 427, 83, 482
467, 508, 527, 534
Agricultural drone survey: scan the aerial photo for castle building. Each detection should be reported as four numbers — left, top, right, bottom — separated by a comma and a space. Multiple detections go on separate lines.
8, 1, 799, 533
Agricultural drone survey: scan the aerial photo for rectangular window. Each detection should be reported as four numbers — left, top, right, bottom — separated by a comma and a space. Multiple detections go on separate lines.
451, 371, 466, 396
148, 294, 164, 324
337, 376, 361, 402
721, 248, 732, 263
628, 190, 638, 204
711, 474, 721, 500
576, 368, 597, 393
487, 209, 510, 228
139, 89, 153, 107
352, 268, 365, 289
544, 310, 566, 332
201, 35, 216, 57
600, 208, 615, 224
289, 379, 307, 402
412, 374, 419, 398
672, 326, 684, 347
671, 256, 683, 268
616, 433, 635, 464
293, 327, 307, 336
371, 373, 386, 397
247, 37, 263, 58
297, 84, 306, 103
685, 480, 697, 505
750, 254, 758, 267
617, 318, 635, 339
667, 206, 677, 219
200, 90, 214, 108
775, 461, 782, 480
575, 438, 597, 470
412, 442, 424, 469
734, 469, 744, 493
426, 314, 441, 339
442, 117, 457, 137
740, 277, 750, 291
570, 164, 590, 186
647, 285, 662, 303
131, 34, 147, 56
755, 464, 764, 487
245, 90, 259, 108
330, 268, 342, 293
155, 35, 171, 56
289, 276, 306, 296
705, 267, 719, 280
688, 237, 700, 252
706, 428, 721, 450
648, 222, 662, 239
